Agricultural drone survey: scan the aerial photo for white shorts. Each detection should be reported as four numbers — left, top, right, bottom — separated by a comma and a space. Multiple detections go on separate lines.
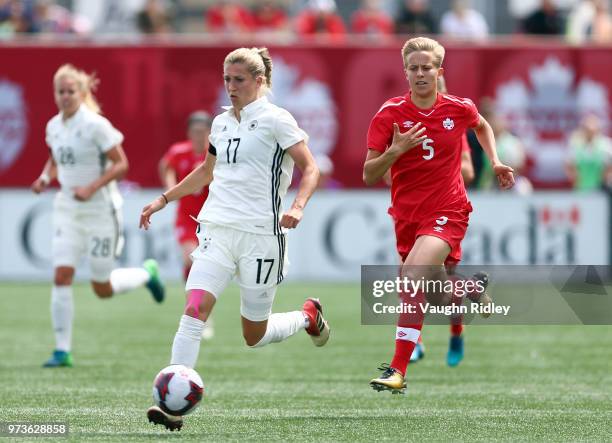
52, 199, 124, 282
186, 223, 289, 321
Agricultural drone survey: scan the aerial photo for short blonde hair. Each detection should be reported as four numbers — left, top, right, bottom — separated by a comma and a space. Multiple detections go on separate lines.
224, 47, 273, 92
53, 64, 101, 114
402, 37, 446, 69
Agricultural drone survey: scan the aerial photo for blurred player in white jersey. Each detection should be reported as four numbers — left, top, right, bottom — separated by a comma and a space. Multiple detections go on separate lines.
31, 64, 166, 368
140, 47, 330, 431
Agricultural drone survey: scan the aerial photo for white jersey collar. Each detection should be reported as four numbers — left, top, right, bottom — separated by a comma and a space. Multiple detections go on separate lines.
60, 104, 86, 127
222, 96, 269, 119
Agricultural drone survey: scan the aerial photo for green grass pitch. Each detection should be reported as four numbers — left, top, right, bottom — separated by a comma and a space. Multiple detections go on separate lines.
1, 282, 611, 441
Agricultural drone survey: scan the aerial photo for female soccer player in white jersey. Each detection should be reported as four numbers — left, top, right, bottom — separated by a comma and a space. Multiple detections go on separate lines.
31, 64, 166, 368
140, 47, 330, 431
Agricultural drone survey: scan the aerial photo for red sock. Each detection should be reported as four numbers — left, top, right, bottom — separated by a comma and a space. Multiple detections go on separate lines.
450, 323, 463, 336
390, 290, 424, 376
448, 275, 464, 337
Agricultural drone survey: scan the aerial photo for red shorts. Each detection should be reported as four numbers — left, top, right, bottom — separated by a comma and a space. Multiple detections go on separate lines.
175, 212, 199, 245
392, 204, 472, 265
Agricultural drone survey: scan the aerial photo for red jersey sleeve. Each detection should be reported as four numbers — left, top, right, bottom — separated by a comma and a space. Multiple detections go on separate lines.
464, 98, 480, 128
461, 133, 470, 152
366, 109, 393, 153
163, 145, 179, 170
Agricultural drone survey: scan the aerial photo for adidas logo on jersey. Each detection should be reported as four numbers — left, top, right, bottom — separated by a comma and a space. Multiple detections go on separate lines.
443, 118, 454, 130
402, 120, 415, 128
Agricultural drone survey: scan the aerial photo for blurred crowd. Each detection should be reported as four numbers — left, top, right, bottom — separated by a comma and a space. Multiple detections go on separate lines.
1, 0, 611, 43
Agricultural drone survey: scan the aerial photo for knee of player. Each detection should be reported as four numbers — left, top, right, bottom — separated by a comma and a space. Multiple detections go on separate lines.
54, 270, 74, 286
183, 294, 211, 320
183, 304, 208, 320
54, 275, 73, 286
92, 283, 113, 298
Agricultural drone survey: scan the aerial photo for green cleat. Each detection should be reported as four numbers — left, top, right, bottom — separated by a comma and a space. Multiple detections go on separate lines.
143, 259, 165, 303
42, 350, 73, 368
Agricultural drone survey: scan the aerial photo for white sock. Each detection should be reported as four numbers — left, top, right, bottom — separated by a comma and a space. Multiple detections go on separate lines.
170, 315, 205, 368
110, 268, 150, 294
251, 311, 307, 348
51, 285, 73, 352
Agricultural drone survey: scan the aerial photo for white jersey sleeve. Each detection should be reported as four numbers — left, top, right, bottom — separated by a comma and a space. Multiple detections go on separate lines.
92, 116, 124, 152
273, 108, 309, 150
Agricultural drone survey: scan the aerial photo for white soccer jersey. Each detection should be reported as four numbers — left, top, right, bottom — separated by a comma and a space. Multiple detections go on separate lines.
200, 96, 308, 236
45, 105, 124, 210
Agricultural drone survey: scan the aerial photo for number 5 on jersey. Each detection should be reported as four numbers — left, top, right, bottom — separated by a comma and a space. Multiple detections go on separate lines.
422, 138, 434, 160
226, 138, 240, 164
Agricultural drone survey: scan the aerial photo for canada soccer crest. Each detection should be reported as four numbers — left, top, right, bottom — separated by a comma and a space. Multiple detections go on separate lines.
442, 118, 454, 130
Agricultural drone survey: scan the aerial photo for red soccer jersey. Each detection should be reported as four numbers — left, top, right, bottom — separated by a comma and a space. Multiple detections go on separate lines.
162, 141, 209, 220
367, 92, 479, 222
461, 133, 470, 152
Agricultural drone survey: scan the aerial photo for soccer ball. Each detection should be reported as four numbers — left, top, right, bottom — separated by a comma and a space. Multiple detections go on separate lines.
152, 365, 204, 416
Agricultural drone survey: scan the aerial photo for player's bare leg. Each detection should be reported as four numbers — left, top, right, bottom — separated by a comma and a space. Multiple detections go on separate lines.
181, 241, 214, 340
405, 236, 492, 315
242, 296, 329, 348
371, 236, 447, 394
91, 262, 165, 302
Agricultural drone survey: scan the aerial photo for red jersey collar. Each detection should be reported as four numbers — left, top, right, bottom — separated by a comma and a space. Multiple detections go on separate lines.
404, 91, 443, 113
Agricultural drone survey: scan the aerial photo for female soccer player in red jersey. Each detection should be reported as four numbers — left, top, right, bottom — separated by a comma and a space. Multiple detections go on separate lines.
409, 76, 475, 367
363, 37, 514, 393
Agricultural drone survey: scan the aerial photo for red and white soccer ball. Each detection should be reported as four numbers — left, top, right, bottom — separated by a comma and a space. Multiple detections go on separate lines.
152, 365, 204, 416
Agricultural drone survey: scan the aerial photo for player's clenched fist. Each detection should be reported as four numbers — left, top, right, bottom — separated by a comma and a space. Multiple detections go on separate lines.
280, 207, 303, 229
389, 122, 428, 155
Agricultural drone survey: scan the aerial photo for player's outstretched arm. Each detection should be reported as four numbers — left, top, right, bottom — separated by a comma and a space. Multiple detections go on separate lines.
140, 152, 216, 230
473, 115, 515, 190
363, 122, 427, 185
31, 155, 57, 194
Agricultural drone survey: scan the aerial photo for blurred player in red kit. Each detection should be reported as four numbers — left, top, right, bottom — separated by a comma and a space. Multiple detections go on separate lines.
159, 111, 215, 339
363, 37, 514, 393
159, 111, 212, 282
